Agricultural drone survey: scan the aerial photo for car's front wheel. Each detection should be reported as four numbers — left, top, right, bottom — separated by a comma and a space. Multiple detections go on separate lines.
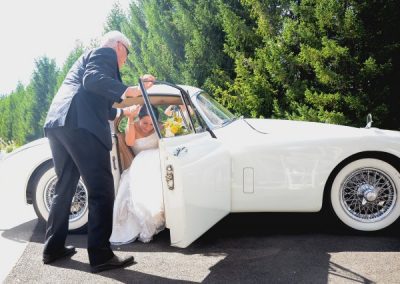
32, 162, 88, 233
331, 158, 400, 231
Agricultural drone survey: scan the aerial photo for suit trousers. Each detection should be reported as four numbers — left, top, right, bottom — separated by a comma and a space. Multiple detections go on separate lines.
43, 127, 115, 265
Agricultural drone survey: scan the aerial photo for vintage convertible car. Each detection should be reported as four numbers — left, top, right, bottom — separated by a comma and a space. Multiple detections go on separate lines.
3, 80, 400, 248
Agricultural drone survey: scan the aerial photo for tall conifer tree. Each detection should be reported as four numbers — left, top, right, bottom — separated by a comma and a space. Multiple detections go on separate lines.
29, 56, 58, 140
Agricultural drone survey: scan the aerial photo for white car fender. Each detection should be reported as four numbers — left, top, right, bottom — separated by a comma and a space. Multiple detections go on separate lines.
1, 138, 53, 204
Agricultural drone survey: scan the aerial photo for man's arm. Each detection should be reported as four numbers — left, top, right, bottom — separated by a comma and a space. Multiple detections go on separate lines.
82, 48, 127, 103
108, 108, 118, 121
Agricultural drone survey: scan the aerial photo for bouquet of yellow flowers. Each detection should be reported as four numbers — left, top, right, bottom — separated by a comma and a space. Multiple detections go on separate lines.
162, 114, 187, 137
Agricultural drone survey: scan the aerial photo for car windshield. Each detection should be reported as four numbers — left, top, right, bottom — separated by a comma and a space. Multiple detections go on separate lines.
195, 92, 236, 128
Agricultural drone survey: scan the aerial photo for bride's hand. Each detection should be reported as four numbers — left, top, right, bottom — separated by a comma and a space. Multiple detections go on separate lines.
123, 104, 141, 118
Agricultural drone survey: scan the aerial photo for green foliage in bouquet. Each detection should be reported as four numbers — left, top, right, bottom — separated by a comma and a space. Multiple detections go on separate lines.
162, 114, 187, 137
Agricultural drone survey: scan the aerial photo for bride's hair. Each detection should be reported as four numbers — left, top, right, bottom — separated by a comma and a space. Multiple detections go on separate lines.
139, 105, 159, 121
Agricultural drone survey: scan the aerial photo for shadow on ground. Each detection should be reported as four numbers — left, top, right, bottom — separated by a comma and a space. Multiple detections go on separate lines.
1, 219, 38, 244
5, 211, 400, 283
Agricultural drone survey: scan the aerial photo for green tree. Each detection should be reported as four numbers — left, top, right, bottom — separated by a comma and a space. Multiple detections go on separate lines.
0, 95, 11, 142
205, 0, 273, 118
56, 43, 85, 89
120, 0, 185, 85
104, 2, 128, 32
266, 0, 400, 128
122, 0, 233, 89
0, 83, 33, 145
2, 0, 399, 146
9, 84, 32, 144
205, 0, 400, 129
29, 56, 58, 140
170, 0, 233, 87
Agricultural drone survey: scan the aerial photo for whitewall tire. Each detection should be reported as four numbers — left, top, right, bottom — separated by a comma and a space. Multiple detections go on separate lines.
331, 158, 400, 231
32, 163, 88, 232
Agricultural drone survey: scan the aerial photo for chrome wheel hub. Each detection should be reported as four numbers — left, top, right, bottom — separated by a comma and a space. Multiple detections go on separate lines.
44, 177, 88, 222
357, 184, 378, 202
341, 167, 396, 222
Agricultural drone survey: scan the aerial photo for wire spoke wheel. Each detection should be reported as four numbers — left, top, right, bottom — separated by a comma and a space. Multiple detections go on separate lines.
44, 177, 88, 223
341, 168, 396, 222
33, 163, 88, 232
331, 158, 400, 231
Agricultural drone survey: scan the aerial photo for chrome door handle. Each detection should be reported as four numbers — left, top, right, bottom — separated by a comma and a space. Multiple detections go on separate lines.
112, 156, 118, 170
166, 164, 174, 190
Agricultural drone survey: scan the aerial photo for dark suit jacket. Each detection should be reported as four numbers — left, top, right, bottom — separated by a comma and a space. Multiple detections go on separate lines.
44, 47, 127, 150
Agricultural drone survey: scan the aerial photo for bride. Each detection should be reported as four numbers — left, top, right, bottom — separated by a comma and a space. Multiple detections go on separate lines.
110, 105, 165, 244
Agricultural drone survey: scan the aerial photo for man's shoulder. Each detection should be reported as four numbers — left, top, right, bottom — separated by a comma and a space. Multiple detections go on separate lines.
85, 48, 117, 67
90, 47, 117, 58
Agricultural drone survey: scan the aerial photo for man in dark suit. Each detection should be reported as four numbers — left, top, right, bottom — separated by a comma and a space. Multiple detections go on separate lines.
42, 30, 154, 273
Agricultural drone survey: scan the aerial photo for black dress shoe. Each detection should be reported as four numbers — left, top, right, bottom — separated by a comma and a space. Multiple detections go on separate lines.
91, 255, 134, 273
43, 246, 76, 264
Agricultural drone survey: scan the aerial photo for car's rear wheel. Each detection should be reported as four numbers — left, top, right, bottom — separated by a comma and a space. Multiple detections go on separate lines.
32, 162, 88, 233
331, 158, 400, 231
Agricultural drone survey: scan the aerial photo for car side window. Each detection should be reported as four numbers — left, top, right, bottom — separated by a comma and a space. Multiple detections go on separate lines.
159, 104, 197, 138
195, 92, 235, 128
116, 104, 196, 139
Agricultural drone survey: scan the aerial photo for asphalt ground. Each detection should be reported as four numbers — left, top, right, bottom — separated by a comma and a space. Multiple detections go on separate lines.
4, 211, 400, 283
0, 159, 38, 282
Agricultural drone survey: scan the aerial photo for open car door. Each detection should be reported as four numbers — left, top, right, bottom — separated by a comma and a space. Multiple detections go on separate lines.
139, 79, 231, 248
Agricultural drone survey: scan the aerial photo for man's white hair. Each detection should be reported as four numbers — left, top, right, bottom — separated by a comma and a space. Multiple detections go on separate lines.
100, 30, 131, 49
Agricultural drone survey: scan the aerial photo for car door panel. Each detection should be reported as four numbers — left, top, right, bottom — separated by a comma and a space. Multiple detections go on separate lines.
138, 79, 231, 248
159, 131, 231, 248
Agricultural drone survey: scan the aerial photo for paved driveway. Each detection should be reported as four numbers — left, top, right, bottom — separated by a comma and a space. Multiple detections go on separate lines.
4, 211, 400, 283
0, 159, 37, 282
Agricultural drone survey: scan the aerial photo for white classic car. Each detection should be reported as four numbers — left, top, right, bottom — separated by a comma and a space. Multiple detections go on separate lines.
3, 80, 400, 248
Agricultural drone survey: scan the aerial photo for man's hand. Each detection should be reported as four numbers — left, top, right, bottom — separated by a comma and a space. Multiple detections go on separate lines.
123, 74, 156, 98
141, 74, 156, 89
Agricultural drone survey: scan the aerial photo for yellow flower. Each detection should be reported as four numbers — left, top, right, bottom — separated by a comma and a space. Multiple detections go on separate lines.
162, 113, 187, 137
175, 116, 183, 124
170, 124, 179, 134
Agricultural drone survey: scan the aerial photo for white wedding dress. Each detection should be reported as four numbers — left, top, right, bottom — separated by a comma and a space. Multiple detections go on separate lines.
110, 132, 165, 244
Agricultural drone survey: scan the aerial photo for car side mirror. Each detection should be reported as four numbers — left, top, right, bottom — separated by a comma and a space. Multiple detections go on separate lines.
365, 113, 373, 129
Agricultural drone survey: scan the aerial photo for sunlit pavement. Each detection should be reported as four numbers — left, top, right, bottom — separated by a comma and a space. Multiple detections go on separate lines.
0, 159, 37, 282
4, 211, 400, 283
